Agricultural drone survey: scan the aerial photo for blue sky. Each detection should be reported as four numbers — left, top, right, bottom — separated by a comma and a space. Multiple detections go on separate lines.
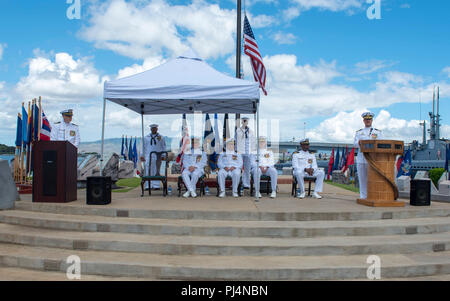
0, 0, 449, 147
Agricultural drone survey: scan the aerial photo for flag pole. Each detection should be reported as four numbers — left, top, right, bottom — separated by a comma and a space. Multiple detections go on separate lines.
27, 101, 32, 183
20, 102, 25, 184
38, 96, 42, 141
235, 0, 242, 130
100, 98, 106, 176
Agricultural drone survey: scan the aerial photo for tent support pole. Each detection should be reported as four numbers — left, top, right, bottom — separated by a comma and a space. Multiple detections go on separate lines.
100, 98, 106, 176
141, 112, 145, 176
255, 100, 260, 202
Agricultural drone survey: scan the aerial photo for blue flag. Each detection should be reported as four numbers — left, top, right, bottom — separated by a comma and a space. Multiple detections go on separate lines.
15, 115, 22, 147
22, 106, 28, 145
333, 147, 340, 171
133, 138, 138, 168
204, 114, 218, 171
397, 149, 412, 177
121, 136, 125, 159
33, 103, 39, 141
128, 137, 133, 163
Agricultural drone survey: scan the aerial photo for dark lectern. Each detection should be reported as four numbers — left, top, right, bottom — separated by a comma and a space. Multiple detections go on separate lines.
33, 141, 77, 203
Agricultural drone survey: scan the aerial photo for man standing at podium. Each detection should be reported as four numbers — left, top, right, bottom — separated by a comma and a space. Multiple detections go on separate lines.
50, 109, 80, 148
141, 124, 166, 190
354, 112, 382, 199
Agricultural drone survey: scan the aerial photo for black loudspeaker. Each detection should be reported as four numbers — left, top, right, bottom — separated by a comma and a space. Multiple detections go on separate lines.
410, 179, 431, 206
87, 176, 111, 205
42, 150, 57, 196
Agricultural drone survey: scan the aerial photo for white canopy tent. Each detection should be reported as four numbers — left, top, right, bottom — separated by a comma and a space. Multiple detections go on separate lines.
101, 50, 263, 199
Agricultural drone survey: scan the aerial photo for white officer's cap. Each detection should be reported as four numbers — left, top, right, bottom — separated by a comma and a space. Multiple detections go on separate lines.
149, 124, 159, 128
241, 117, 250, 121
258, 136, 267, 141
300, 138, 310, 145
61, 109, 73, 116
362, 112, 375, 119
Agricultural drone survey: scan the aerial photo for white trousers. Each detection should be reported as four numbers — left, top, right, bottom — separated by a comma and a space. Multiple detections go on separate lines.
252, 166, 278, 193
357, 163, 368, 199
144, 153, 161, 189
182, 169, 204, 192
218, 168, 241, 193
242, 155, 252, 188
293, 169, 325, 193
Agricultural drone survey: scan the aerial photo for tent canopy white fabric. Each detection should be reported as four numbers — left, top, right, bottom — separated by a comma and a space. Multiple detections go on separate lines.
103, 50, 260, 114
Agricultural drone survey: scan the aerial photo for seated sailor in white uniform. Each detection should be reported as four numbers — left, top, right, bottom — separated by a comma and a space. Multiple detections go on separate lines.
181, 137, 207, 198
292, 138, 324, 199
50, 109, 80, 148
140, 124, 167, 190
354, 112, 383, 200
217, 139, 243, 198
251, 136, 277, 199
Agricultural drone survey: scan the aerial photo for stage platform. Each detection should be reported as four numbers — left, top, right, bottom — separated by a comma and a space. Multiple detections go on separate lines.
0, 183, 449, 281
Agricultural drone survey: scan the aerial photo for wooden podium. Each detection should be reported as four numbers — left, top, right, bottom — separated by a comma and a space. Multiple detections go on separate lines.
357, 140, 405, 207
32, 141, 77, 203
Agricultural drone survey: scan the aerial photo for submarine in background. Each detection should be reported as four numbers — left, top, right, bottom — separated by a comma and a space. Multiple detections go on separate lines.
408, 86, 449, 173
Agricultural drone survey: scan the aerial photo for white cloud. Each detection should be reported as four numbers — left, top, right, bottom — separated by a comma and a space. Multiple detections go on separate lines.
116, 56, 165, 79
15, 51, 107, 102
354, 59, 396, 75
0, 43, 5, 60
291, 0, 364, 12
443, 66, 450, 78
307, 109, 450, 143
271, 32, 297, 45
80, 0, 248, 60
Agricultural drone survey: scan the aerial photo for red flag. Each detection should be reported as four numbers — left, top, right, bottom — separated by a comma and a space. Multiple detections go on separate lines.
327, 147, 335, 180
343, 147, 355, 173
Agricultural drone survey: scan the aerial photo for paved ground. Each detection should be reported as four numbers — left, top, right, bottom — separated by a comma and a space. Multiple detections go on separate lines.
17, 182, 450, 213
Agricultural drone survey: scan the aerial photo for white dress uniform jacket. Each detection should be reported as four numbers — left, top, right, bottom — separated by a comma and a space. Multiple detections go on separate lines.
217, 151, 243, 193
181, 149, 207, 193
292, 150, 325, 193
50, 121, 80, 148
236, 126, 256, 188
143, 133, 167, 189
354, 127, 383, 164
250, 149, 278, 193
353, 127, 382, 199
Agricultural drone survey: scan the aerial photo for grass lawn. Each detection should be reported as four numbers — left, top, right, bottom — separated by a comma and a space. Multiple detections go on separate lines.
325, 180, 360, 193
114, 177, 141, 193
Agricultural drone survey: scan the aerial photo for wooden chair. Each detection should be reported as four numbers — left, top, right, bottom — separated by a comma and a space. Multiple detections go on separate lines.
250, 174, 272, 196
291, 173, 317, 197
177, 174, 206, 197
140, 151, 168, 197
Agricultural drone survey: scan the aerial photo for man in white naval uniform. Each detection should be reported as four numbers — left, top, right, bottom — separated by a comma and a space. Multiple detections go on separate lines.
292, 138, 324, 199
217, 139, 243, 198
50, 109, 80, 148
181, 137, 207, 198
354, 112, 383, 200
236, 117, 256, 189
140, 124, 167, 190
251, 137, 277, 199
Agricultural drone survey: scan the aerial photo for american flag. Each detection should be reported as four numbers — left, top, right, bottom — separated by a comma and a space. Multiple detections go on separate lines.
243, 15, 267, 95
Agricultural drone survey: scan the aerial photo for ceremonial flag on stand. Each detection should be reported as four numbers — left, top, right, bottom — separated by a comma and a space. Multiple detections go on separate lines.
444, 144, 449, 176
204, 114, 218, 171
121, 136, 125, 159
243, 15, 267, 95
33, 103, 39, 141
333, 147, 340, 172
223, 114, 231, 151
124, 136, 128, 160
343, 147, 355, 173
128, 137, 133, 163
214, 113, 220, 153
22, 105, 28, 145
15, 115, 22, 147
176, 114, 190, 168
133, 138, 138, 168
327, 147, 335, 180
397, 149, 412, 177
40, 111, 51, 141
339, 148, 346, 170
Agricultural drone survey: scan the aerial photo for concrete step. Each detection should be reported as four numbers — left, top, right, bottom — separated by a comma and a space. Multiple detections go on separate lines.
0, 223, 449, 256
14, 202, 450, 221
1, 243, 449, 280
1, 210, 450, 238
